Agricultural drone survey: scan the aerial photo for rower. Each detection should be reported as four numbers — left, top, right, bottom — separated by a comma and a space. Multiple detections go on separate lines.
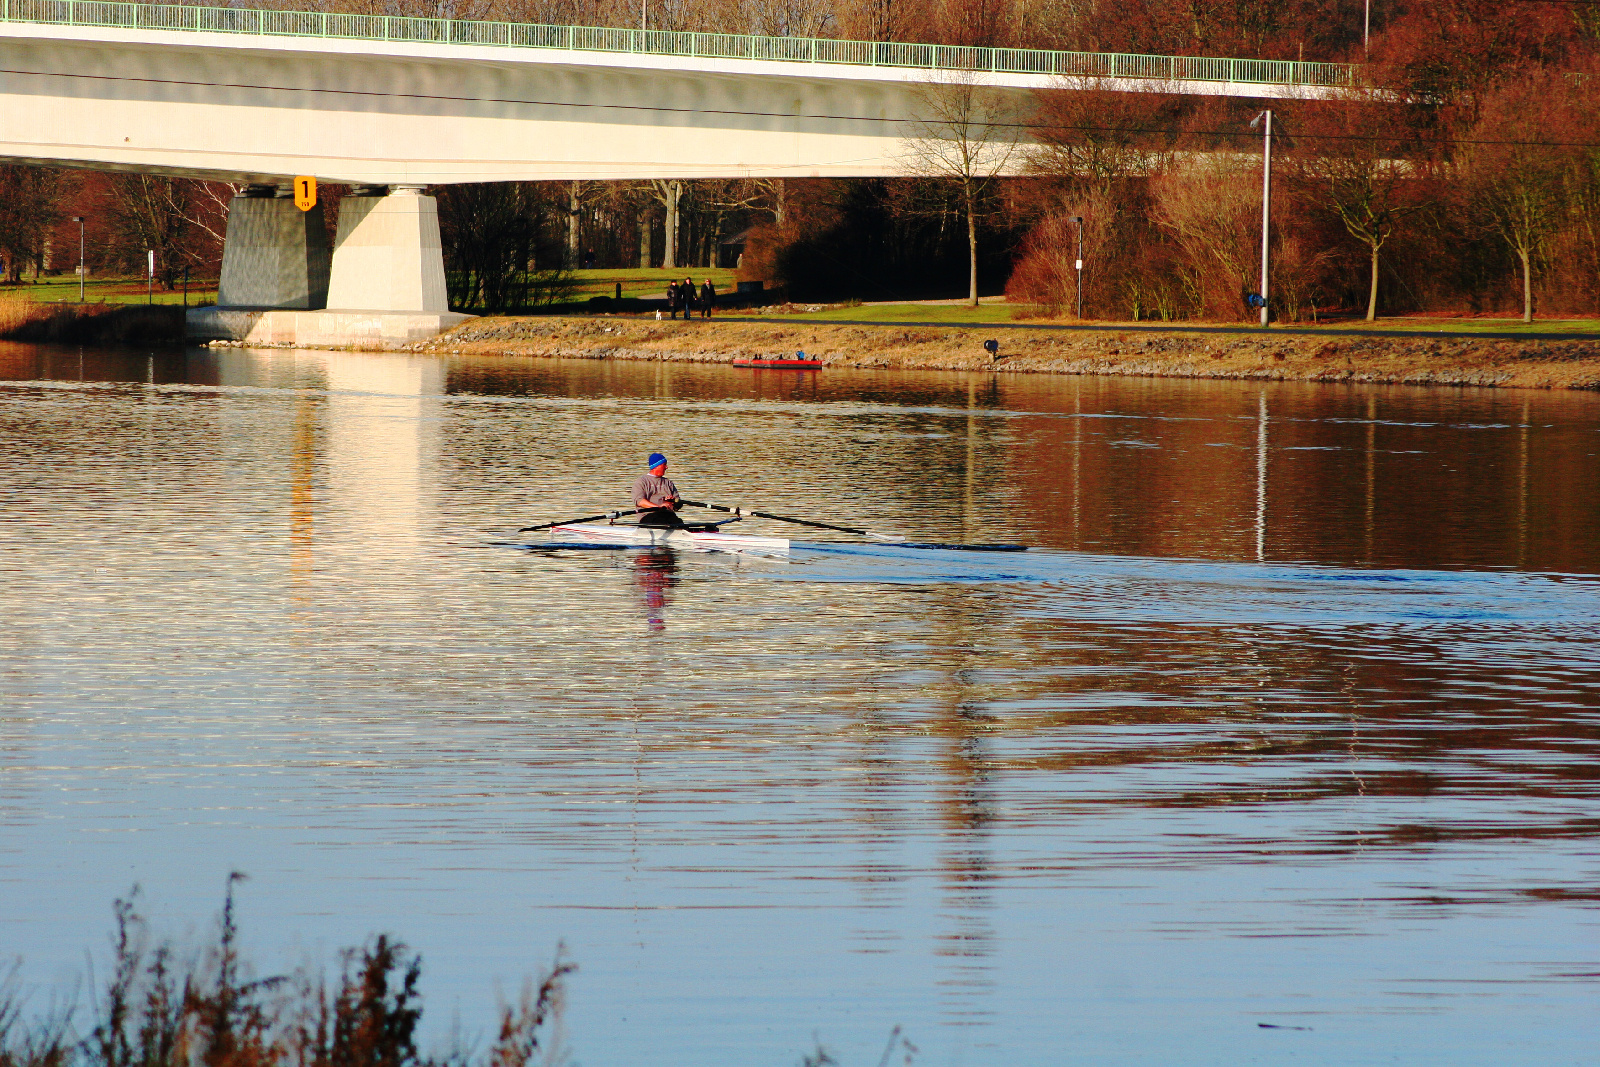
633, 452, 684, 528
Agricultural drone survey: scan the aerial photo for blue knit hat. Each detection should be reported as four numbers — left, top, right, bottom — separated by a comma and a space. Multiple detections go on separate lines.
647, 452, 667, 470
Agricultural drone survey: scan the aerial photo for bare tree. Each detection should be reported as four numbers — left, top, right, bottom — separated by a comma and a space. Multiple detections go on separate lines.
901, 73, 1023, 305
1289, 100, 1429, 321
0, 166, 77, 282
103, 174, 226, 288
642, 179, 685, 269
741, 0, 836, 38
1460, 72, 1588, 323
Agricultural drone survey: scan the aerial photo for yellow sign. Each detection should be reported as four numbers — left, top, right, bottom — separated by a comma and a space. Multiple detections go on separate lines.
293, 176, 317, 212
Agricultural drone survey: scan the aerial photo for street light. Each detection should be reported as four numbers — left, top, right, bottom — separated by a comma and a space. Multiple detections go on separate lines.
71, 216, 85, 303
1249, 110, 1273, 329
1070, 215, 1084, 320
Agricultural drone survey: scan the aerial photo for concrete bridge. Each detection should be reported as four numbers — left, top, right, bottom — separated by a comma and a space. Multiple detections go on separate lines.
0, 1, 1358, 343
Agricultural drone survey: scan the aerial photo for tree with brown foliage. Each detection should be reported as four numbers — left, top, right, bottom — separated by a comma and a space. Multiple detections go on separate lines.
1458, 70, 1595, 322
1149, 154, 1262, 320
1028, 86, 1179, 187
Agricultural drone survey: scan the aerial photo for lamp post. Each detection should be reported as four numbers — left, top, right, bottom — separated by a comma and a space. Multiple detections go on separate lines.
71, 216, 85, 303
1075, 214, 1088, 319
1250, 110, 1273, 328
1070, 215, 1084, 320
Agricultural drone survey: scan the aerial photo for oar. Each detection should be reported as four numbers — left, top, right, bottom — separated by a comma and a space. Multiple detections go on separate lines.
680, 499, 877, 537
518, 508, 639, 533
681, 499, 1027, 551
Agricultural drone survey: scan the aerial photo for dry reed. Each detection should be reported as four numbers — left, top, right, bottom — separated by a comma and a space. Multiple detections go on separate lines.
0, 876, 573, 1067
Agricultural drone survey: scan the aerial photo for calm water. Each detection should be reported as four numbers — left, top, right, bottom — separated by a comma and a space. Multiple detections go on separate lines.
2, 343, 1598, 1066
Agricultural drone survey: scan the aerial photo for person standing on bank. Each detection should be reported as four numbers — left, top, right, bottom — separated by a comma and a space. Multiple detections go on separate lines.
666, 282, 681, 319
700, 278, 716, 318
633, 452, 684, 527
680, 276, 697, 319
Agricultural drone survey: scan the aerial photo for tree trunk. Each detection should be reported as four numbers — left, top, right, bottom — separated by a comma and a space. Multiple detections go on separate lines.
1366, 244, 1380, 321
663, 180, 681, 270
774, 179, 787, 229
965, 180, 978, 307
1520, 247, 1533, 323
565, 182, 581, 270
638, 213, 651, 268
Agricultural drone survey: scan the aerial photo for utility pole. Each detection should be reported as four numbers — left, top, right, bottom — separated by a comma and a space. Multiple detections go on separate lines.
1364, 0, 1371, 56
72, 216, 84, 302
1071, 215, 1084, 320
1250, 110, 1272, 328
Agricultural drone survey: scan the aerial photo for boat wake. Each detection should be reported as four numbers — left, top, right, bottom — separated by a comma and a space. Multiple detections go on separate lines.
494, 535, 1599, 631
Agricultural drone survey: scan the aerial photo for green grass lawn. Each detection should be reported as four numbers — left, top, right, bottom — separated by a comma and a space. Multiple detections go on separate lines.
560, 266, 739, 303
4, 275, 217, 307
724, 301, 1035, 324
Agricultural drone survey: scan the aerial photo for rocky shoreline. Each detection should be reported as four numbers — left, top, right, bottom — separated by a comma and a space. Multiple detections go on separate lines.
394, 315, 1600, 391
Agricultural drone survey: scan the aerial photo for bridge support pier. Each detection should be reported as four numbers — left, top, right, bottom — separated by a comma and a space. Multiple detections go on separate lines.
325, 188, 449, 313
215, 187, 330, 309
190, 186, 468, 348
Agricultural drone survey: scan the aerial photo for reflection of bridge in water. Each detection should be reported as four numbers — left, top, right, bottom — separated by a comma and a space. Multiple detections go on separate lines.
211, 349, 445, 566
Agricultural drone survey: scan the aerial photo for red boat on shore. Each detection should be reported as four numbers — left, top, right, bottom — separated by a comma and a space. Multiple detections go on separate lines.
732, 354, 823, 369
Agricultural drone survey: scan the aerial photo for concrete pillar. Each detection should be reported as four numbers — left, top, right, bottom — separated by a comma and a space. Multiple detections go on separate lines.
216, 191, 331, 308
325, 188, 448, 312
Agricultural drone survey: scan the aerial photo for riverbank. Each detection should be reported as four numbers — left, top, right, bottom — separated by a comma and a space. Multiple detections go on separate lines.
0, 299, 185, 344
383, 316, 1600, 390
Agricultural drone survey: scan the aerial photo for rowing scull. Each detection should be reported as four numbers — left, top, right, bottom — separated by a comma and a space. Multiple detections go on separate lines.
548, 522, 790, 553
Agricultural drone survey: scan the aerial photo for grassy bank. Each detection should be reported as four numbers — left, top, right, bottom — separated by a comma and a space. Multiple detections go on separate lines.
3, 276, 217, 307
0, 297, 186, 344
559, 266, 739, 304
400, 315, 1600, 390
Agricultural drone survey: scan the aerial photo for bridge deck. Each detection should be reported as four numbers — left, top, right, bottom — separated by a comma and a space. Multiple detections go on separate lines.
1, 0, 1358, 90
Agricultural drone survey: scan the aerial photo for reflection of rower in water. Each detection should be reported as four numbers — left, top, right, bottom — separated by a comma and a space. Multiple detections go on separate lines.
632, 452, 684, 528
632, 548, 678, 632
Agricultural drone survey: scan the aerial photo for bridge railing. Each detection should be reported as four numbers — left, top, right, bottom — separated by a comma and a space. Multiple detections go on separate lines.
0, 0, 1358, 88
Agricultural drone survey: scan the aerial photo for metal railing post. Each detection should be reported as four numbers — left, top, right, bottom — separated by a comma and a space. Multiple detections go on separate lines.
12, 1, 1359, 88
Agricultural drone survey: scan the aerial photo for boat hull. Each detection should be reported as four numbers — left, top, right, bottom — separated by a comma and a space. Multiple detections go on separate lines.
549, 522, 790, 553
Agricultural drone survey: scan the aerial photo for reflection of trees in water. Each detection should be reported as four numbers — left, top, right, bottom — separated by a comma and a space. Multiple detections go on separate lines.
923, 600, 1004, 1030
954, 614, 1600, 861
933, 698, 998, 1029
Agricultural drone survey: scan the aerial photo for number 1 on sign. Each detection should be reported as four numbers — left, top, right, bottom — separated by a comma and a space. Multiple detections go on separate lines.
294, 176, 317, 212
